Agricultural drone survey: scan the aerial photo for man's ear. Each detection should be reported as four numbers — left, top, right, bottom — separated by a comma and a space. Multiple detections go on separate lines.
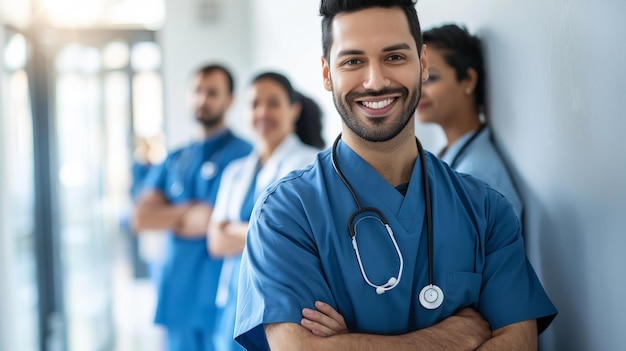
321, 56, 332, 91
420, 44, 429, 82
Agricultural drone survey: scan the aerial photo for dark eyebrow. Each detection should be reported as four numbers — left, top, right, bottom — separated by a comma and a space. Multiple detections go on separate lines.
336, 43, 413, 58
336, 49, 364, 58
382, 43, 412, 52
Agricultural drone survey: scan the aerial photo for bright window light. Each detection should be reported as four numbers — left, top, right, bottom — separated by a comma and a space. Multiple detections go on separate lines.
4, 33, 28, 71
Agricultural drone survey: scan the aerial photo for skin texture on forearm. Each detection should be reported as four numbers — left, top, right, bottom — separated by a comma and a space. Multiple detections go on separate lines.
267, 308, 491, 351
299, 302, 538, 351
133, 190, 213, 238
476, 320, 537, 351
132, 190, 188, 232
207, 221, 248, 257
174, 202, 213, 237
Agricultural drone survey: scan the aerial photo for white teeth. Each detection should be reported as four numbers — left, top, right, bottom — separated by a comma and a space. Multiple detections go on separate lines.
362, 98, 394, 109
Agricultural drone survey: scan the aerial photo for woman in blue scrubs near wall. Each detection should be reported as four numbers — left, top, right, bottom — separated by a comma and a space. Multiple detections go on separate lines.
207, 71, 324, 351
417, 24, 523, 221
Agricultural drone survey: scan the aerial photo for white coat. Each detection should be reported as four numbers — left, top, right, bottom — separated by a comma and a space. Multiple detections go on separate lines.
212, 133, 320, 225
211, 133, 320, 310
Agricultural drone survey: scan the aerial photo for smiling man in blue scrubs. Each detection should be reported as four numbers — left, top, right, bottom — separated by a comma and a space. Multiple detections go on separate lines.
234, 1, 557, 350
133, 64, 252, 351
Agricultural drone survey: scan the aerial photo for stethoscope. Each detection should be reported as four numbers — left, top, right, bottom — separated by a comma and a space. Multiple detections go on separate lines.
167, 136, 228, 197
444, 124, 486, 169
331, 134, 444, 309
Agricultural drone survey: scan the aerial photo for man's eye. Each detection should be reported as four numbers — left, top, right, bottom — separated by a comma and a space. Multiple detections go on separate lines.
386, 54, 404, 61
343, 59, 360, 66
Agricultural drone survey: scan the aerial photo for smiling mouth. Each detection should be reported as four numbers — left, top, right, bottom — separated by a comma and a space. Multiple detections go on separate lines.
359, 98, 396, 109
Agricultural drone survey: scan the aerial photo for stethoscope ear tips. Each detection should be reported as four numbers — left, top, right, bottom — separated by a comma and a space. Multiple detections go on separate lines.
375, 277, 398, 294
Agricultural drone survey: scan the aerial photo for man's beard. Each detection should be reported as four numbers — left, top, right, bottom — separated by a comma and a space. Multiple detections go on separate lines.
333, 83, 421, 143
195, 109, 224, 129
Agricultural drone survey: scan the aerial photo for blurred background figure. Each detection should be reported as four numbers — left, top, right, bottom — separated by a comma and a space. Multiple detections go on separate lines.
417, 24, 523, 221
130, 136, 167, 200
208, 71, 323, 351
132, 64, 252, 351
120, 135, 167, 280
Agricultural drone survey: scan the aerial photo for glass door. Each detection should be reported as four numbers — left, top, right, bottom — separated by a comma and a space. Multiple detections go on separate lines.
0, 30, 39, 351
51, 30, 164, 351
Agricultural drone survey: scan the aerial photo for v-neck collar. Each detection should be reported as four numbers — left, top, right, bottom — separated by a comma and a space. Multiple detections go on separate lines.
335, 140, 426, 234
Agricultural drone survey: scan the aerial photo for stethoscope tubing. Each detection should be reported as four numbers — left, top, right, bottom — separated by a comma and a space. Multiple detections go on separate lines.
449, 124, 487, 169
331, 134, 435, 289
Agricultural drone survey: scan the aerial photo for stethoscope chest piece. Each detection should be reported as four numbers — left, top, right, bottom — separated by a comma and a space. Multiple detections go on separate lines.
419, 284, 444, 309
170, 182, 183, 197
332, 133, 445, 309
201, 161, 217, 180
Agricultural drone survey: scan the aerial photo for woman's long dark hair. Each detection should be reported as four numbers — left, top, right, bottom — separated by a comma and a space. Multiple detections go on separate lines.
252, 72, 325, 148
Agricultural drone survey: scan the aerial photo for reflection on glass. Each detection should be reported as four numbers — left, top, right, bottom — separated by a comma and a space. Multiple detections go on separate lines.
130, 41, 161, 72
48, 37, 164, 350
55, 43, 101, 74
81, 47, 102, 74
55, 42, 113, 350
4, 33, 28, 70
2, 69, 39, 351
102, 41, 129, 70
132, 72, 163, 138
104, 71, 131, 205
55, 43, 83, 73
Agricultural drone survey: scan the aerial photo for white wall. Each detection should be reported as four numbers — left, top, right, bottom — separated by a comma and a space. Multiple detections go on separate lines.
418, 1, 626, 350
160, 1, 626, 349
161, 0, 253, 148
249, 0, 340, 146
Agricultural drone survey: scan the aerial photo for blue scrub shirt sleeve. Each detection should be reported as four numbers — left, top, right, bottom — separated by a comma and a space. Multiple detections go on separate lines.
140, 158, 169, 195
234, 183, 336, 350
478, 191, 557, 333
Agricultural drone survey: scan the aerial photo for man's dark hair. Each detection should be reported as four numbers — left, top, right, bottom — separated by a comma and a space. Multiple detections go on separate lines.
319, 0, 422, 62
423, 24, 485, 110
195, 64, 235, 94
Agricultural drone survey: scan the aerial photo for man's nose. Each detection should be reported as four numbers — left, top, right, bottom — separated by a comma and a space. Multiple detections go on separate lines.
363, 63, 390, 91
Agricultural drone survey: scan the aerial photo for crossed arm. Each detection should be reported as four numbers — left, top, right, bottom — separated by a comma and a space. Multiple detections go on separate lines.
132, 190, 213, 237
207, 220, 248, 257
266, 302, 537, 351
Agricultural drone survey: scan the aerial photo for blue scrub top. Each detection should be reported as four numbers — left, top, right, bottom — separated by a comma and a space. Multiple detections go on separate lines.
234, 139, 557, 350
440, 126, 523, 221
141, 129, 252, 330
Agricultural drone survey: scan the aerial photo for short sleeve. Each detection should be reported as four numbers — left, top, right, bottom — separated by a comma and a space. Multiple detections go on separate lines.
234, 181, 335, 350
140, 159, 168, 195
478, 189, 557, 333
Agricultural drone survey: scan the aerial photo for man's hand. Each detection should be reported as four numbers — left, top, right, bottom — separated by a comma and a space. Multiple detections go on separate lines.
299, 304, 491, 349
269, 306, 492, 351
301, 301, 348, 337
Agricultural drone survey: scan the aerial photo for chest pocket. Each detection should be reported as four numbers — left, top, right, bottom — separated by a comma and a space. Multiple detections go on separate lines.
443, 271, 482, 316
